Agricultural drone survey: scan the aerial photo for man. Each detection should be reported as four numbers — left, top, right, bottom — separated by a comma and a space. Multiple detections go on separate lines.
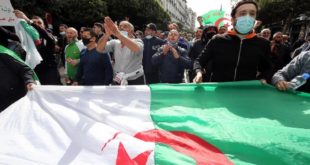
292, 33, 310, 58
152, 30, 192, 83
218, 25, 228, 34
190, 28, 203, 46
270, 32, 291, 74
193, 0, 272, 83
260, 28, 271, 41
272, 51, 310, 93
55, 24, 68, 67
93, 22, 104, 42
0, 45, 36, 111
142, 23, 165, 84
64, 27, 84, 85
189, 26, 218, 82
97, 17, 145, 85
74, 28, 113, 85
14, 10, 61, 85
282, 34, 291, 48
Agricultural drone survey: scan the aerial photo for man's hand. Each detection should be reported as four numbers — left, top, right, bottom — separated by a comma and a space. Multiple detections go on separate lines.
13, 10, 30, 22
260, 79, 267, 84
72, 82, 79, 86
26, 83, 35, 91
162, 44, 170, 55
171, 47, 180, 59
104, 17, 120, 37
103, 23, 112, 37
275, 80, 289, 91
67, 58, 79, 66
193, 71, 203, 83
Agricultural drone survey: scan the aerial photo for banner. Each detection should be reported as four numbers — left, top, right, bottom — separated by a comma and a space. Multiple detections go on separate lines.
0, 0, 17, 26
0, 81, 310, 164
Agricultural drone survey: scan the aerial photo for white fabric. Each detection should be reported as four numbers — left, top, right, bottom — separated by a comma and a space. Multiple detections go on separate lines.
0, 86, 154, 165
14, 19, 42, 69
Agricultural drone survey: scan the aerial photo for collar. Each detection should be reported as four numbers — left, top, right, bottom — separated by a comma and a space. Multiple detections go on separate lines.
227, 30, 256, 39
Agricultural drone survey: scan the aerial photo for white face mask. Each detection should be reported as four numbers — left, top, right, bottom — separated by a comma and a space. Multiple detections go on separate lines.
145, 35, 152, 39
120, 30, 128, 37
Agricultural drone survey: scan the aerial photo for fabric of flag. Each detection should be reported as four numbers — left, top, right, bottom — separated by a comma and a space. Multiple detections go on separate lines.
0, 81, 309, 165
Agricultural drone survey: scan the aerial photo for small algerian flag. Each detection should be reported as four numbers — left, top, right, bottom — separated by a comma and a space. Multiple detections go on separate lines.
0, 81, 309, 164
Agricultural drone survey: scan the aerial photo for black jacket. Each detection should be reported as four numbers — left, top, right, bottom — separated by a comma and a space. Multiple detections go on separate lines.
0, 53, 35, 111
142, 37, 165, 74
194, 32, 273, 82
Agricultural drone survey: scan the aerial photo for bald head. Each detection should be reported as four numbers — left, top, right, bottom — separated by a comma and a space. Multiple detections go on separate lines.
66, 27, 78, 42
119, 21, 135, 37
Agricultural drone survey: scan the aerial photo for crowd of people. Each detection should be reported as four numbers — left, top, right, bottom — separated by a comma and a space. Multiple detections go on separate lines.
0, 0, 310, 111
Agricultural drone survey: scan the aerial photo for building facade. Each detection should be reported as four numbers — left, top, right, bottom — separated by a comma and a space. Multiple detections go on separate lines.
158, 0, 196, 31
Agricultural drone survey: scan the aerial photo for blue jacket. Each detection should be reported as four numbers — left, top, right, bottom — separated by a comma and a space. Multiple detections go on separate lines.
142, 37, 165, 74
152, 46, 192, 83
75, 48, 113, 85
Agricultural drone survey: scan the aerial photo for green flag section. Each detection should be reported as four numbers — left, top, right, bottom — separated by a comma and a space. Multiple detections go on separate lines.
150, 81, 310, 165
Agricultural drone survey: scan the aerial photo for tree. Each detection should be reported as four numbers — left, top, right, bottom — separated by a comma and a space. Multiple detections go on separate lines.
257, 0, 310, 33
57, 0, 108, 27
106, 0, 170, 30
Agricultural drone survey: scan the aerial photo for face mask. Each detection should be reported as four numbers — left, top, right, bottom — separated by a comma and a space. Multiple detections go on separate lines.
59, 31, 65, 36
82, 38, 91, 46
168, 41, 178, 48
235, 15, 255, 35
120, 30, 128, 37
145, 35, 152, 39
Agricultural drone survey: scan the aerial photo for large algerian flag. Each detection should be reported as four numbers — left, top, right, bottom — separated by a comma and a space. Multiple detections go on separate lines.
0, 81, 310, 164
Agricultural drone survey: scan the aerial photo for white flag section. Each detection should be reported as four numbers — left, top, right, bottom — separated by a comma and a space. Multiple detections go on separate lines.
0, 86, 155, 165
0, 0, 18, 26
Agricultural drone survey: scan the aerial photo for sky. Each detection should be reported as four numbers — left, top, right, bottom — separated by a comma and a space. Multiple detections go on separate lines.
187, 0, 232, 27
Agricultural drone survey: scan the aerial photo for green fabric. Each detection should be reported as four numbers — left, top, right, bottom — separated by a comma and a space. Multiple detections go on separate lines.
150, 81, 310, 165
201, 10, 225, 26
19, 20, 40, 41
65, 41, 81, 79
0, 45, 39, 81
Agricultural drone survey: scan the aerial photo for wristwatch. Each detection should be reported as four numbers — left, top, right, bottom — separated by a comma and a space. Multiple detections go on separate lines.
27, 20, 33, 24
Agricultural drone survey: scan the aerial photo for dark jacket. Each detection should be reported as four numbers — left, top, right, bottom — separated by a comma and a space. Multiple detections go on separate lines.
31, 23, 60, 85
152, 46, 192, 83
75, 48, 113, 85
271, 42, 291, 74
0, 53, 35, 111
194, 31, 273, 82
142, 37, 165, 74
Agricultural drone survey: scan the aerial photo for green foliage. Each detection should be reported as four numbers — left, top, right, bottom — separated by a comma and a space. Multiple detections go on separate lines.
57, 0, 108, 27
11, 0, 170, 31
106, 0, 170, 30
258, 0, 310, 25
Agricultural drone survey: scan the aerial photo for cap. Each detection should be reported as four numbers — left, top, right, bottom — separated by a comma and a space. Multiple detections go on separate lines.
146, 23, 157, 31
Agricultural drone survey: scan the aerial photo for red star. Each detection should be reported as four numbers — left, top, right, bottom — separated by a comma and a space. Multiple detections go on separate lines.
116, 142, 153, 165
